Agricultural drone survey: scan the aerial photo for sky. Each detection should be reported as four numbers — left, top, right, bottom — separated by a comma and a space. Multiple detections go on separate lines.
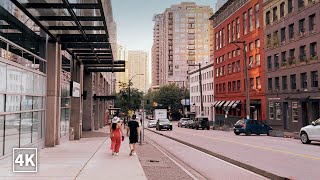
112, 0, 217, 51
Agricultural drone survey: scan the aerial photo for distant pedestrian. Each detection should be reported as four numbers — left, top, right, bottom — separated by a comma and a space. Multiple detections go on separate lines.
110, 117, 124, 156
127, 114, 140, 156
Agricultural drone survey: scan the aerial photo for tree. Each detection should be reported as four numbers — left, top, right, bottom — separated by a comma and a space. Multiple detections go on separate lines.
114, 82, 144, 114
144, 88, 159, 114
154, 84, 188, 120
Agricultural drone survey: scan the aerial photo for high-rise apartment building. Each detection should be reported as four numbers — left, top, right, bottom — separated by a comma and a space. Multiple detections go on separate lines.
211, 0, 266, 125
152, 2, 213, 88
115, 44, 128, 92
264, 0, 320, 132
128, 51, 150, 93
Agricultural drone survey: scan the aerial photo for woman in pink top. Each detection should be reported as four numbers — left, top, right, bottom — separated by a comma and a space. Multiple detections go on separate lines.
110, 117, 124, 155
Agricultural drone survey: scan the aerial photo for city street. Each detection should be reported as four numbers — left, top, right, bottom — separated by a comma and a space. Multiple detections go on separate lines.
145, 123, 320, 180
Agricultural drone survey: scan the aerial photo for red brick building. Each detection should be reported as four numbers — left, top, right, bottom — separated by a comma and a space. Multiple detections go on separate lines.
210, 0, 266, 125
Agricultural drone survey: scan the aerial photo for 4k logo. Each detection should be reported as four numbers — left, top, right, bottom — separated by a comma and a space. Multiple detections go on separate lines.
13, 148, 37, 172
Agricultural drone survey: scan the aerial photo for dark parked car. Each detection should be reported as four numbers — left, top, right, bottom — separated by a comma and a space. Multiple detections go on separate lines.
234, 119, 273, 136
193, 117, 210, 130
178, 118, 190, 127
156, 118, 172, 131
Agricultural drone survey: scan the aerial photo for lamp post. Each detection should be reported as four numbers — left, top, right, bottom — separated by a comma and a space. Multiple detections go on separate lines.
189, 63, 204, 116
231, 41, 250, 119
128, 74, 144, 111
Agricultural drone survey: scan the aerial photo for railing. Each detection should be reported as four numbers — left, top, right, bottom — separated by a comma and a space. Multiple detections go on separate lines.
0, 35, 46, 74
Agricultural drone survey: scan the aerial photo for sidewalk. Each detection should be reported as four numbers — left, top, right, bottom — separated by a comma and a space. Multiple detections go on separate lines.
0, 127, 147, 180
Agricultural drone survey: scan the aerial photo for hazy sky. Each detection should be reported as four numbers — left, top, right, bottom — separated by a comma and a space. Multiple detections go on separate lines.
112, 0, 216, 51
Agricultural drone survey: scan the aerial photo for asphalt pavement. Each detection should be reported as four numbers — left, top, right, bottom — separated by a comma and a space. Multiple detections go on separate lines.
145, 123, 320, 180
144, 129, 268, 180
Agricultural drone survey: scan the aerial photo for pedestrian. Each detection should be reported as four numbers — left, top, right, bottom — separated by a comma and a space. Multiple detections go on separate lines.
127, 114, 140, 156
110, 116, 124, 156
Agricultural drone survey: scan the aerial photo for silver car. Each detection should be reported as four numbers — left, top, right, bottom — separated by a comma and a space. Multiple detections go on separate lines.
300, 118, 320, 144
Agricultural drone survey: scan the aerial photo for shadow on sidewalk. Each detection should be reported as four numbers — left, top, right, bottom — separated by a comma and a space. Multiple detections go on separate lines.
82, 131, 110, 138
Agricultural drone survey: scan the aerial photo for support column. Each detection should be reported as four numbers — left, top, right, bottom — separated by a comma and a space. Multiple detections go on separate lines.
82, 72, 93, 131
70, 60, 82, 140
45, 42, 61, 147
94, 73, 100, 130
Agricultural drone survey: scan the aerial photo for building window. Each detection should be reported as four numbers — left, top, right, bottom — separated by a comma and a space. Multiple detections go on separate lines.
273, 7, 278, 21
301, 72, 307, 89
216, 84, 219, 92
299, 18, 305, 34
237, 80, 241, 91
236, 60, 240, 72
289, 23, 294, 39
232, 81, 236, 91
266, 11, 271, 25
266, 34, 271, 47
249, 42, 254, 51
255, 39, 260, 48
232, 62, 236, 73
311, 71, 318, 87
310, 42, 317, 57
282, 76, 288, 90
255, 4, 260, 28
289, 48, 295, 59
236, 17, 240, 38
243, 12, 247, 35
268, 78, 273, 90
281, 27, 286, 42
298, 0, 304, 8
249, 8, 253, 32
250, 78, 254, 90
269, 102, 274, 119
309, 14, 316, 32
281, 51, 286, 65
222, 28, 225, 47
228, 64, 232, 74
273, 31, 279, 46
223, 83, 226, 92
232, 20, 236, 41
288, 0, 293, 13
228, 23, 231, 43
274, 54, 279, 70
256, 76, 261, 89
267, 56, 272, 70
228, 82, 231, 92
275, 77, 280, 90
299, 45, 306, 60
280, 2, 285, 17
290, 74, 296, 89
256, 54, 261, 66
292, 102, 298, 122
249, 56, 254, 68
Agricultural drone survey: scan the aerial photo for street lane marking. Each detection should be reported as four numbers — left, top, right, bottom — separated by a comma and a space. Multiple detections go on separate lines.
173, 129, 320, 161
146, 137, 200, 180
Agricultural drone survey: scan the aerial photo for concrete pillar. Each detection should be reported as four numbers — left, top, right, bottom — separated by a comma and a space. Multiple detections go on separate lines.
82, 72, 94, 131
45, 42, 61, 147
94, 73, 100, 130
70, 60, 82, 140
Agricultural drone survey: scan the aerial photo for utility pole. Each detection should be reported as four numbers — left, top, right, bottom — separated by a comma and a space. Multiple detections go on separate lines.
232, 41, 250, 119
189, 63, 204, 116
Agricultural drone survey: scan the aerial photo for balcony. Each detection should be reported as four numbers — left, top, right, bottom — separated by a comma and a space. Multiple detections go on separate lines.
188, 45, 195, 50
188, 40, 195, 45
188, 29, 195, 34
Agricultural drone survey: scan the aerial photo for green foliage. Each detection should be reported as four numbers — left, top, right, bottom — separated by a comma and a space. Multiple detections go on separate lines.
114, 82, 144, 114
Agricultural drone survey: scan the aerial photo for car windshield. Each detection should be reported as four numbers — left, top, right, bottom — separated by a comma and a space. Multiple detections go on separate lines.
159, 119, 170, 123
235, 120, 245, 126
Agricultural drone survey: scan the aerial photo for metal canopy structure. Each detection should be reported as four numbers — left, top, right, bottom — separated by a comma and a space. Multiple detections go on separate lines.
2, 0, 124, 72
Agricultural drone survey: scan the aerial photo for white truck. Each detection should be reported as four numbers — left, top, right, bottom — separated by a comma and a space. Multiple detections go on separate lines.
153, 109, 167, 121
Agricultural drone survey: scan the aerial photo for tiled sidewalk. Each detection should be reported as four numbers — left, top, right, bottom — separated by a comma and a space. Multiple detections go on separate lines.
0, 127, 147, 180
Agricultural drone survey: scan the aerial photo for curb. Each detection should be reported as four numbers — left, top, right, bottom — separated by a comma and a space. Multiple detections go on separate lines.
146, 128, 290, 180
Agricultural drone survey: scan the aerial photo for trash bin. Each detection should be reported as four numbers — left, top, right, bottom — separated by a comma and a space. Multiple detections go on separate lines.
69, 127, 75, 141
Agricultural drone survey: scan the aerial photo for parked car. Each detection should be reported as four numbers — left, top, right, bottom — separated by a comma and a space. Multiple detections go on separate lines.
148, 119, 157, 128
156, 118, 172, 131
178, 118, 190, 127
185, 120, 194, 128
234, 119, 273, 136
300, 118, 320, 144
192, 117, 210, 130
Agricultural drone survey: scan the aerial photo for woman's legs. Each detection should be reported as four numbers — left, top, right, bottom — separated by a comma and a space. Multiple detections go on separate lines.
110, 137, 116, 154
115, 137, 121, 153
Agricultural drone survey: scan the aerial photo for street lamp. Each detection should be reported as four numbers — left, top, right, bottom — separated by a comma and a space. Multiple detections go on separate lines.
128, 74, 144, 111
189, 63, 204, 116
231, 41, 250, 119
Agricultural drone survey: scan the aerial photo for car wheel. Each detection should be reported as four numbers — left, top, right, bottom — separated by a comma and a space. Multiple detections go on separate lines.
256, 133, 260, 135
300, 132, 311, 144
170, 128, 172, 131
202, 128, 205, 130
245, 130, 252, 136
159, 128, 162, 131
235, 132, 240, 135
207, 127, 210, 130
196, 127, 199, 130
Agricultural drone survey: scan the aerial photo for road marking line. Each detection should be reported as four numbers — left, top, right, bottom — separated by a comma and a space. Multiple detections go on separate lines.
146, 137, 200, 180
175, 128, 320, 161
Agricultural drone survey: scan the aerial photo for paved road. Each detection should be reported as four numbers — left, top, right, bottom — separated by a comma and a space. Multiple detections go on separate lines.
145, 123, 320, 180
145, 130, 268, 180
